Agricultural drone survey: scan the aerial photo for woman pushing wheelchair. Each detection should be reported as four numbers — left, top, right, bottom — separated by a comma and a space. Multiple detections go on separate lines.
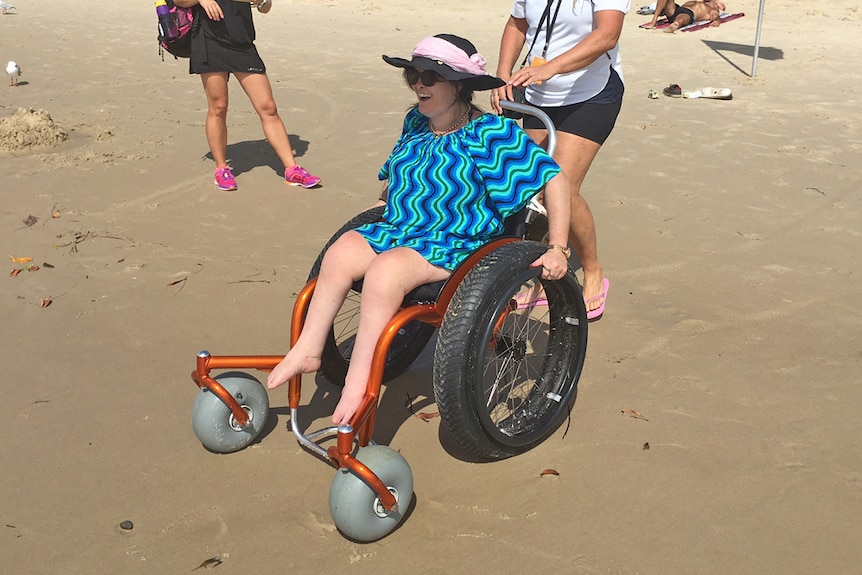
266, 34, 572, 425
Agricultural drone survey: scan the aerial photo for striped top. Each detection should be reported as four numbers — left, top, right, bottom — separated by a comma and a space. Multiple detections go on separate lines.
356, 106, 560, 271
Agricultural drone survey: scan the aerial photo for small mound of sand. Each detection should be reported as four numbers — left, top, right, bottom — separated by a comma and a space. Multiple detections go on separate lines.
0, 108, 70, 153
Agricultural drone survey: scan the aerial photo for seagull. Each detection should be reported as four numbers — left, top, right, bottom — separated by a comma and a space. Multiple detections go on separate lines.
0, 2, 16, 14
6, 61, 22, 86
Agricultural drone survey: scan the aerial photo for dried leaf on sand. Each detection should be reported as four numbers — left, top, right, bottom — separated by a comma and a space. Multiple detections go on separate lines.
622, 408, 648, 421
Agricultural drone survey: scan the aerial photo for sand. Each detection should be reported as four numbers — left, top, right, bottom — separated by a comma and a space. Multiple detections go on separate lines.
2, 0, 861, 572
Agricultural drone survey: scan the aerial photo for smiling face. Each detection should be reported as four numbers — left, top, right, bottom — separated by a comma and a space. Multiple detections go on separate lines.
404, 67, 461, 122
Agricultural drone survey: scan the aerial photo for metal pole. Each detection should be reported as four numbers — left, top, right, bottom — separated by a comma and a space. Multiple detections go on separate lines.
751, 0, 766, 77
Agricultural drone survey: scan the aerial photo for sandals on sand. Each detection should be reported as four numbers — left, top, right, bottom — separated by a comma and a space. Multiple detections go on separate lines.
684, 87, 733, 100
663, 84, 733, 100
512, 276, 610, 321
662, 84, 683, 97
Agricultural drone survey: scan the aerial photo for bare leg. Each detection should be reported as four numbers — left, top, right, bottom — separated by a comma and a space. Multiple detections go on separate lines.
235, 71, 299, 171
201, 72, 231, 168
266, 234, 450, 425
332, 248, 450, 425
266, 232, 376, 392
644, 0, 676, 28
664, 19, 685, 32
527, 128, 606, 315
664, 4, 694, 32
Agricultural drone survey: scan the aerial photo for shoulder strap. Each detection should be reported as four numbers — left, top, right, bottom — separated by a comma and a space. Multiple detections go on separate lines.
521, 0, 554, 67
540, 0, 564, 59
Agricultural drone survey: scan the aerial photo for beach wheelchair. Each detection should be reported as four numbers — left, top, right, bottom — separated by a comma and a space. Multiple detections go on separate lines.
189, 102, 589, 541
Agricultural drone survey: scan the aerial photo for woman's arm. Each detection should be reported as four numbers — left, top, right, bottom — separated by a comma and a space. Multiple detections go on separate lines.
492, 16, 529, 114
541, 172, 571, 251
532, 172, 571, 280
496, 16, 528, 80
510, 9, 625, 88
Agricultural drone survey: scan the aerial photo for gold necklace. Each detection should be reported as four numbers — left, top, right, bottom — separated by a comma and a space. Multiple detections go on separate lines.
429, 106, 472, 137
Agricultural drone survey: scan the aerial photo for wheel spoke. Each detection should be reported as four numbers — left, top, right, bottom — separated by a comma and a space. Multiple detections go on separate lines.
433, 241, 586, 459
481, 281, 563, 433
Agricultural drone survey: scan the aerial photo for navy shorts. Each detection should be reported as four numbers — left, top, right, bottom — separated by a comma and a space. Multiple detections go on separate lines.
523, 66, 623, 145
523, 99, 622, 145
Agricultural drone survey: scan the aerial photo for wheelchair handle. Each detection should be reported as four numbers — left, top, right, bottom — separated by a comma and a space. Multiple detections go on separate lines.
499, 100, 557, 157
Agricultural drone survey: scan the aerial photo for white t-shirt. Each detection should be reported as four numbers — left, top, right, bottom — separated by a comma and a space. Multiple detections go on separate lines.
512, 0, 630, 106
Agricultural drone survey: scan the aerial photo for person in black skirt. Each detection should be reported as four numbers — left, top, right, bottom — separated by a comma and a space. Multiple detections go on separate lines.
176, 0, 321, 190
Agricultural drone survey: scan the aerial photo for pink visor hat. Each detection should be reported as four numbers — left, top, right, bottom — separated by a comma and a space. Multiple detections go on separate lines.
383, 34, 505, 91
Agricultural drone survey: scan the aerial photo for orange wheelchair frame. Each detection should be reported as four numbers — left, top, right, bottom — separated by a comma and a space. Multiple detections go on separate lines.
191, 237, 517, 515
189, 101, 587, 541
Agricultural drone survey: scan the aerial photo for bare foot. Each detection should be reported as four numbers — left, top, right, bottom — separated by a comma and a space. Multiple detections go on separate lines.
664, 22, 680, 33
266, 351, 321, 390
331, 382, 366, 425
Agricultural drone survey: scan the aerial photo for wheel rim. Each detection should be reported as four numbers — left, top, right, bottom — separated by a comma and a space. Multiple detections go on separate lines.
228, 404, 253, 432
330, 290, 430, 369
474, 275, 583, 446
372, 487, 400, 518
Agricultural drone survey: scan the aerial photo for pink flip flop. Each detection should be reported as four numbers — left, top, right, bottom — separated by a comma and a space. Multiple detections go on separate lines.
512, 291, 548, 310
585, 277, 610, 320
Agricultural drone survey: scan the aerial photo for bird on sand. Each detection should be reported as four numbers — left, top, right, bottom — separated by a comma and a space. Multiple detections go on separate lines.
0, 2, 16, 15
6, 61, 22, 86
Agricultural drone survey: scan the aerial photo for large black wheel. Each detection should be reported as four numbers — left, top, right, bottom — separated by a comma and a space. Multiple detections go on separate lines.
433, 241, 587, 460
307, 206, 436, 386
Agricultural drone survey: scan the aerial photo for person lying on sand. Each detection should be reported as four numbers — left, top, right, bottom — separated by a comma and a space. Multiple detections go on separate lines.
643, 0, 726, 32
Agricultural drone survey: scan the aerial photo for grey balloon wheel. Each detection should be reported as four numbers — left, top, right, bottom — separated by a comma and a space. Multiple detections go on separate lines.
329, 445, 413, 541
191, 372, 269, 453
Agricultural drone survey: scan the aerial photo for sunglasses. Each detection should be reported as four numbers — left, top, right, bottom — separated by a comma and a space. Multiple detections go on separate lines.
404, 67, 445, 87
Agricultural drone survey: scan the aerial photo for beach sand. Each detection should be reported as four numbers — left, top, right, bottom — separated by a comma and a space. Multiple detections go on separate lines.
2, 0, 861, 572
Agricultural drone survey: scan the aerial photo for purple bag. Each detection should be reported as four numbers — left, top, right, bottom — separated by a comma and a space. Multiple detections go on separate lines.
158, 0, 194, 59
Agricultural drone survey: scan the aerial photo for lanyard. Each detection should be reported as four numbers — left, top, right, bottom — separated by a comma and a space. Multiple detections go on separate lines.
522, 0, 563, 66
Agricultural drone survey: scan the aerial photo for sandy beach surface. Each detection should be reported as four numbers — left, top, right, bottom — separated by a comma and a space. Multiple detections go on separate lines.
2, 0, 861, 572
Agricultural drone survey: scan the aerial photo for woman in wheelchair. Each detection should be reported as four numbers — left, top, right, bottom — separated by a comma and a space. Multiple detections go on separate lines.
265, 34, 572, 425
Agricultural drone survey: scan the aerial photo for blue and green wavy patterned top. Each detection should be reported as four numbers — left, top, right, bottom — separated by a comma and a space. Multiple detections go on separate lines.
355, 106, 560, 271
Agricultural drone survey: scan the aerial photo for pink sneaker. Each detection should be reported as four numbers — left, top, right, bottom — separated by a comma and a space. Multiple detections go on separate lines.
284, 165, 321, 188
214, 166, 237, 191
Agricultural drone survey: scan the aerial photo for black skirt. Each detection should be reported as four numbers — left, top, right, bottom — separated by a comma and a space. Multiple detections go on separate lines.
189, 34, 266, 74
188, 1, 265, 74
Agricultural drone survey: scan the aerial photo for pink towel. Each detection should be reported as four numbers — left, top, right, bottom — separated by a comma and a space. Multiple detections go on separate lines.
640, 12, 745, 31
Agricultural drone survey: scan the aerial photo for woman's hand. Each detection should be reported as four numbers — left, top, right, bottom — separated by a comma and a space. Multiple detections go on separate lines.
531, 246, 569, 281
197, 0, 224, 21
490, 84, 516, 115
508, 62, 555, 88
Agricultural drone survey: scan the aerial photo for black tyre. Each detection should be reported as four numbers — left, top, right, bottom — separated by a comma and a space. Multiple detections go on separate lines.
308, 206, 436, 386
433, 241, 587, 460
